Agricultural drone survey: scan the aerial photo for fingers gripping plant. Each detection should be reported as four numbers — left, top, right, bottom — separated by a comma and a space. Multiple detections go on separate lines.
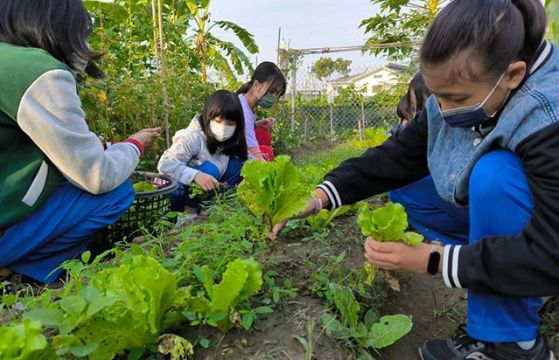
358, 202, 423, 284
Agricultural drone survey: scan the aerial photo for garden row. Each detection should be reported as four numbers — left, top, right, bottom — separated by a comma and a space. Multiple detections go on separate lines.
0, 129, 419, 360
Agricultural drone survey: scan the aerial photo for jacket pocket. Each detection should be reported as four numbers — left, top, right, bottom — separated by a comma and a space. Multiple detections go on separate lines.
22, 161, 48, 207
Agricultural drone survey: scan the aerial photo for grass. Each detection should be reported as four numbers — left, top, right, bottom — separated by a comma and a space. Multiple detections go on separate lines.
540, 297, 559, 355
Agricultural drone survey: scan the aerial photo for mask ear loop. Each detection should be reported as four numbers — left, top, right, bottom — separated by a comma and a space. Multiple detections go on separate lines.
254, 80, 273, 102
440, 71, 507, 116
479, 71, 507, 109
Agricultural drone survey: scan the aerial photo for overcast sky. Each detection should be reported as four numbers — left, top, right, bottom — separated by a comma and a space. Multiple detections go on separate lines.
210, 0, 384, 78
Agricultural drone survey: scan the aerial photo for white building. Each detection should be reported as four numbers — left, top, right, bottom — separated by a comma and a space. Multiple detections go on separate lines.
326, 63, 406, 98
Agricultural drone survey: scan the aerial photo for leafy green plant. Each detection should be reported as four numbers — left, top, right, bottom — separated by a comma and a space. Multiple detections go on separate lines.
358, 202, 422, 245
363, 127, 388, 147
187, 258, 263, 333
321, 283, 412, 352
25, 254, 188, 359
305, 206, 351, 232
238, 156, 311, 234
346, 127, 389, 150
169, 196, 265, 284
358, 202, 423, 284
238, 306, 274, 331
185, 0, 259, 82
188, 183, 205, 199
360, 0, 448, 60
0, 319, 57, 360
262, 272, 299, 305
133, 181, 157, 193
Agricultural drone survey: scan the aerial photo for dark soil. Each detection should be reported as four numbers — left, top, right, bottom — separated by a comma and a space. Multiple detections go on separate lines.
181, 208, 472, 360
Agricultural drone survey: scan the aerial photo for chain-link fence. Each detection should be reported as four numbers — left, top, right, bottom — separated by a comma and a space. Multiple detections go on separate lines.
274, 56, 413, 144
276, 101, 397, 141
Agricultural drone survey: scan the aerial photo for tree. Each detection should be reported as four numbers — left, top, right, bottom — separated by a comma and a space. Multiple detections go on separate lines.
81, 0, 214, 151
311, 58, 336, 81
334, 85, 365, 106
334, 59, 352, 77
84, 0, 193, 77
547, 0, 558, 44
360, 0, 448, 61
186, 0, 258, 83
311, 57, 353, 81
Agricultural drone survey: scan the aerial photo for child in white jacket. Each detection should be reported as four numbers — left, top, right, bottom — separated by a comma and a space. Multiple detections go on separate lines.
158, 90, 247, 211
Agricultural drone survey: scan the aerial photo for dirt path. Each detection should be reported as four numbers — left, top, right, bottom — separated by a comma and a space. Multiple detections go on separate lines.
380, 274, 467, 359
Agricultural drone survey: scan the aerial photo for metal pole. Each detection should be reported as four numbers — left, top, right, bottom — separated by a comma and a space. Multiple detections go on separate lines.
156, 0, 170, 148
330, 103, 334, 143
359, 100, 365, 140
291, 62, 296, 132
276, 27, 281, 65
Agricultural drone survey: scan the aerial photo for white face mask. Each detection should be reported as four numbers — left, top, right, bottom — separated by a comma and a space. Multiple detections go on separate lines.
210, 120, 236, 142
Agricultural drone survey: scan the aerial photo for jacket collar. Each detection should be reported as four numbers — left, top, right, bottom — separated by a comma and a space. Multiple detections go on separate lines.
530, 41, 553, 75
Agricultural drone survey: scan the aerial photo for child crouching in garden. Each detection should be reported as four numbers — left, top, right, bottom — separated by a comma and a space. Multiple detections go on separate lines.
158, 90, 248, 212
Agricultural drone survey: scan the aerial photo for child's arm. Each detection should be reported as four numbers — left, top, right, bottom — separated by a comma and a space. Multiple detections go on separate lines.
318, 110, 430, 209
17, 69, 141, 194
157, 132, 203, 185
248, 147, 267, 161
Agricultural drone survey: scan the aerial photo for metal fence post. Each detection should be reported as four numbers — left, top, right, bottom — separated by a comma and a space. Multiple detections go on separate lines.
291, 66, 296, 132
329, 103, 334, 143
304, 116, 308, 141
359, 100, 365, 140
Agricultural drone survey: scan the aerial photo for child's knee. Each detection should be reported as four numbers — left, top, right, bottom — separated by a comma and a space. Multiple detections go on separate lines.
197, 161, 221, 179
108, 181, 135, 214
469, 150, 524, 204
229, 158, 243, 172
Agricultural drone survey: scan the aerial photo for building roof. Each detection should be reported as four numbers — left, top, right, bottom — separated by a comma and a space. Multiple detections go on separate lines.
329, 63, 406, 84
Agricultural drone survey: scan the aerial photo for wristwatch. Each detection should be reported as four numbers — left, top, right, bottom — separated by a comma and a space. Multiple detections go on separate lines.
427, 245, 441, 275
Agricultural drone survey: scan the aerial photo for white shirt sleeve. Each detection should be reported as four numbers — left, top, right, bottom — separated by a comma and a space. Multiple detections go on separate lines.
17, 69, 139, 194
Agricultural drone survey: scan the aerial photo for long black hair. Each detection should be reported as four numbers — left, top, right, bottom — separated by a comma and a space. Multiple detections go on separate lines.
199, 90, 248, 161
396, 94, 411, 121
397, 72, 431, 121
420, 0, 546, 80
237, 62, 287, 96
0, 0, 104, 78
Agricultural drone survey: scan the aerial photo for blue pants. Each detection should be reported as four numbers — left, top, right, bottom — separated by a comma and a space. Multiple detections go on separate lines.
169, 158, 243, 212
390, 150, 542, 342
0, 181, 134, 284
389, 176, 470, 245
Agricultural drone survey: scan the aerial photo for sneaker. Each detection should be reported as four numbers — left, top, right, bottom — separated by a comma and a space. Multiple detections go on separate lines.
419, 324, 555, 360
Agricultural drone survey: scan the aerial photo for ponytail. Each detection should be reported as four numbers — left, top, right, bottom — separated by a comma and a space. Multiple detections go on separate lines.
236, 80, 253, 95
236, 62, 287, 97
511, 0, 547, 68
420, 0, 547, 79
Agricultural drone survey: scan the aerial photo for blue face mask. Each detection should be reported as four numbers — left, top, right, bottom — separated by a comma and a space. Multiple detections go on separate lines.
258, 93, 278, 108
440, 72, 507, 128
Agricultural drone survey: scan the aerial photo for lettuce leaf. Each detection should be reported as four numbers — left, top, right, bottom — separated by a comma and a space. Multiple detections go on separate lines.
0, 319, 57, 360
321, 284, 412, 351
238, 156, 310, 232
25, 254, 186, 360
357, 202, 423, 245
192, 258, 263, 332
305, 206, 351, 231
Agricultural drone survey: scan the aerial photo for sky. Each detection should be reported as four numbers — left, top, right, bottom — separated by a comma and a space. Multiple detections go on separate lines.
209, 0, 385, 80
